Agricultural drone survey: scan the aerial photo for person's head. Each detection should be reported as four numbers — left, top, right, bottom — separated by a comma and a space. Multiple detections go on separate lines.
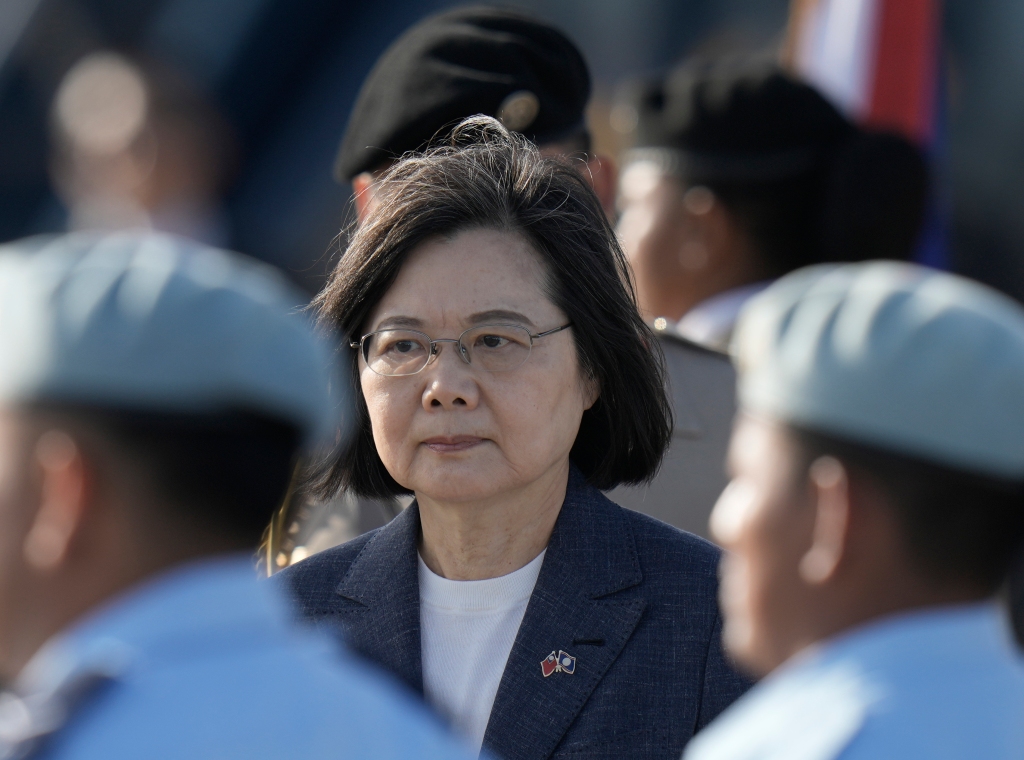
616, 58, 929, 322
712, 261, 1024, 677
0, 405, 301, 678
337, 5, 617, 220
313, 116, 671, 507
50, 51, 234, 243
0, 232, 341, 681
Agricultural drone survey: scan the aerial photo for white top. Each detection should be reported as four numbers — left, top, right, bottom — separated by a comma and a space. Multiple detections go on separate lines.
684, 602, 1024, 760
676, 281, 771, 351
419, 550, 546, 754
0, 556, 473, 760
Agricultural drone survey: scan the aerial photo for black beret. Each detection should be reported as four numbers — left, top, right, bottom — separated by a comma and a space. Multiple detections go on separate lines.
627, 57, 853, 183
335, 5, 591, 181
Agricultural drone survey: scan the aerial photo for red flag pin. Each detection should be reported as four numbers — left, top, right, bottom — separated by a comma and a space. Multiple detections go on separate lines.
541, 650, 576, 677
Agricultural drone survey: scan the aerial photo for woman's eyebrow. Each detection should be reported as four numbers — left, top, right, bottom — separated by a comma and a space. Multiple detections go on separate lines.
375, 316, 424, 329
469, 309, 537, 327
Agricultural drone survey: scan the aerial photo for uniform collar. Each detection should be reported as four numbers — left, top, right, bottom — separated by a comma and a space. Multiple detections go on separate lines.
1, 555, 283, 760
17, 555, 287, 697
684, 601, 1018, 760
801, 600, 1016, 673
676, 281, 771, 351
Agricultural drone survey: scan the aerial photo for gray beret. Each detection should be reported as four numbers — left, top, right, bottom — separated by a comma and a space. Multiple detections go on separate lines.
733, 261, 1024, 479
0, 231, 343, 445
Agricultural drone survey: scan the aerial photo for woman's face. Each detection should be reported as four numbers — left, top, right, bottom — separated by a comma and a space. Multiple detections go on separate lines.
360, 227, 596, 505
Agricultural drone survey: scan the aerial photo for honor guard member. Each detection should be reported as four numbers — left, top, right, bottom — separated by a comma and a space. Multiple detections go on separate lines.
0, 232, 474, 760
611, 59, 928, 538
338, 5, 617, 221
287, 5, 629, 557
686, 262, 1024, 759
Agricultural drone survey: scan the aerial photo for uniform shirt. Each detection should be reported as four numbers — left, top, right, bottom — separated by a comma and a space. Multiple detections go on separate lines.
419, 550, 545, 754
609, 329, 735, 539
676, 281, 770, 352
684, 602, 1024, 760
0, 556, 473, 760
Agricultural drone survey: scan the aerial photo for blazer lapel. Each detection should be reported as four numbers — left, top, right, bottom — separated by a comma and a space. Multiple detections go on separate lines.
482, 471, 646, 760
332, 504, 423, 694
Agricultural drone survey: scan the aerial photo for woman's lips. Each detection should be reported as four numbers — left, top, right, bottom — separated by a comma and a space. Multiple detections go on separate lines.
422, 435, 485, 453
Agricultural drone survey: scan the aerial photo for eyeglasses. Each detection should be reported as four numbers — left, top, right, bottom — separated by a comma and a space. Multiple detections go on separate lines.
351, 323, 573, 377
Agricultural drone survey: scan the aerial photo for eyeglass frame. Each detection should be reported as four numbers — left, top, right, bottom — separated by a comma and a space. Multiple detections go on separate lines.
350, 322, 574, 376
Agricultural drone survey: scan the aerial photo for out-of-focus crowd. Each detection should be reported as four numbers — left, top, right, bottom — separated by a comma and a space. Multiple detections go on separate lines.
0, 5, 1020, 760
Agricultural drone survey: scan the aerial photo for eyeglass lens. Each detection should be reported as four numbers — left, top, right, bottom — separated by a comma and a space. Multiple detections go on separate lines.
363, 325, 534, 376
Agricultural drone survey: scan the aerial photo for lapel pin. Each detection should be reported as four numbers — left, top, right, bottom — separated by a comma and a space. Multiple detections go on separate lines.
541, 650, 576, 677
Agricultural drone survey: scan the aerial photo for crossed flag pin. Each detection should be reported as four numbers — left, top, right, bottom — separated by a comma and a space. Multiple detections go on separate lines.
541, 650, 576, 677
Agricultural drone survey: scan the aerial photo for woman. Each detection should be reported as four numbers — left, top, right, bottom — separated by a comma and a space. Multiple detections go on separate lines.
278, 117, 749, 759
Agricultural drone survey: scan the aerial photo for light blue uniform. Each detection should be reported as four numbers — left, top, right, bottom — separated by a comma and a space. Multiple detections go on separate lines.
685, 603, 1024, 760
0, 557, 474, 760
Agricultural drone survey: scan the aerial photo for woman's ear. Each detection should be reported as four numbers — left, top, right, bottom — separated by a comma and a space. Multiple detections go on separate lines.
798, 456, 851, 585
580, 371, 600, 411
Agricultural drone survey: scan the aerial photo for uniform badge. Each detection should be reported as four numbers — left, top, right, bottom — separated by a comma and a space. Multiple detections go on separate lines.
541, 650, 576, 677
498, 90, 540, 132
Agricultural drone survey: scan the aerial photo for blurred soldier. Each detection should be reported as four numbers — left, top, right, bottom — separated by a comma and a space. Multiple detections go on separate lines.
285, 5, 627, 558
686, 262, 1024, 759
617, 58, 928, 345
338, 5, 617, 221
50, 52, 234, 246
610, 59, 929, 537
0, 232, 473, 759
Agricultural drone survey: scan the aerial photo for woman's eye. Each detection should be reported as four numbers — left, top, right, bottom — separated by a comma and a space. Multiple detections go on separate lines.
383, 339, 423, 354
478, 334, 509, 349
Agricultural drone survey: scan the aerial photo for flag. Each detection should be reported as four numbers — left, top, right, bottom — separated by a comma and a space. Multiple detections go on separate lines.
785, 0, 946, 267
541, 650, 576, 677
786, 0, 941, 143
542, 651, 559, 677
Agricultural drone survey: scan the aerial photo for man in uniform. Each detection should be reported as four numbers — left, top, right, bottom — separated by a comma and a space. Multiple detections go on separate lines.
337, 5, 617, 221
610, 59, 928, 537
0, 231, 473, 759
686, 261, 1024, 758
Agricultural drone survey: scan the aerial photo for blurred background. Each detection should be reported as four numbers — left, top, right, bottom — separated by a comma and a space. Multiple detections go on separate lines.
0, 0, 1021, 299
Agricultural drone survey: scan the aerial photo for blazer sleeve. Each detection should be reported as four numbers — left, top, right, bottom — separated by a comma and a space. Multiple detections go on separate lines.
695, 612, 754, 732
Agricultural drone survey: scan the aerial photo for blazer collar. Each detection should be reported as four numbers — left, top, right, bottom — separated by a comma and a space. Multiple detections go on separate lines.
334, 468, 646, 759
482, 467, 646, 760
334, 503, 423, 693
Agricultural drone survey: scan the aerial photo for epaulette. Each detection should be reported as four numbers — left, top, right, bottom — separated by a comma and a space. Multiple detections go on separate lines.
650, 319, 731, 360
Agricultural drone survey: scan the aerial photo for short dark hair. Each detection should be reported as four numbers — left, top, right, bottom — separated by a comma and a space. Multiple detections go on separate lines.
640, 58, 928, 276
35, 405, 302, 546
704, 131, 928, 277
791, 426, 1024, 593
314, 116, 672, 500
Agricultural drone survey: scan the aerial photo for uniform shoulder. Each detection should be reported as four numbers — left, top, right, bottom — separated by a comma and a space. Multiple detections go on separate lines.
70, 624, 473, 760
654, 324, 732, 362
271, 528, 380, 615
268, 633, 476, 758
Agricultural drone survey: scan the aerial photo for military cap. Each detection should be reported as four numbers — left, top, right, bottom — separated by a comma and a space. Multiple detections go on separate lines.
0, 231, 343, 445
733, 261, 1024, 479
335, 5, 591, 181
625, 57, 852, 183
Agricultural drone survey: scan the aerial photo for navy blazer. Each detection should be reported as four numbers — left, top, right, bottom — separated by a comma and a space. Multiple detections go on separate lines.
277, 469, 750, 759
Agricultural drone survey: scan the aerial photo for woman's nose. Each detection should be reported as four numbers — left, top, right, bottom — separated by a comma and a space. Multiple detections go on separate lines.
421, 344, 480, 410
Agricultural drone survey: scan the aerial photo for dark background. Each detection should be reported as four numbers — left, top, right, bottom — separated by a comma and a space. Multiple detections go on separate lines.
2, 0, 1022, 299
